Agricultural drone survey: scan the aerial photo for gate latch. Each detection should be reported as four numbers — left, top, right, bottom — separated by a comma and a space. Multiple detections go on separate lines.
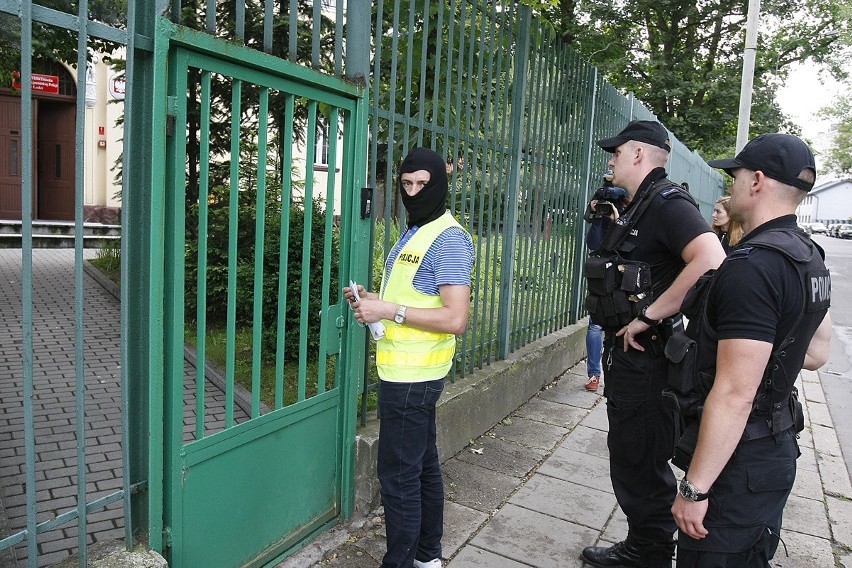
324, 303, 344, 354
360, 187, 373, 219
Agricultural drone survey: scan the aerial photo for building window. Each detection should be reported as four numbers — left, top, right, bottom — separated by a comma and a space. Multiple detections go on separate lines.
315, 121, 329, 167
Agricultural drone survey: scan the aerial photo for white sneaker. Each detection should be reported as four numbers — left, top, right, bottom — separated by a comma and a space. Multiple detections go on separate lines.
413, 559, 442, 568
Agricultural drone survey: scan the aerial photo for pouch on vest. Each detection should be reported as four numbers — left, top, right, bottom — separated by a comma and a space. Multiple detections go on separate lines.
665, 332, 697, 393
584, 256, 619, 294
791, 386, 805, 434
671, 418, 699, 472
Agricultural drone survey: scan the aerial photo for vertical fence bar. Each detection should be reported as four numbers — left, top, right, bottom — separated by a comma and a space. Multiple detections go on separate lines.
225, 79, 242, 427
19, 1, 37, 564
317, 106, 340, 394
298, 101, 318, 401
195, 70, 211, 438
250, 87, 269, 418
496, 5, 530, 359
572, 68, 598, 321
74, 0, 90, 562
274, 94, 294, 410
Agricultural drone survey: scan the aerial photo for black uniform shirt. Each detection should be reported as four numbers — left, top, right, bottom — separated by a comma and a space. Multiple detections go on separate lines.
620, 168, 713, 299
708, 215, 806, 350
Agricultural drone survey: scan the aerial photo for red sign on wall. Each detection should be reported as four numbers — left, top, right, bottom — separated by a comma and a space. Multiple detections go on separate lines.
11, 72, 60, 94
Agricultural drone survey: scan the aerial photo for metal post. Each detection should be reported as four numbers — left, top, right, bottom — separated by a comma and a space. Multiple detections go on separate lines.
736, 0, 761, 152
497, 5, 531, 359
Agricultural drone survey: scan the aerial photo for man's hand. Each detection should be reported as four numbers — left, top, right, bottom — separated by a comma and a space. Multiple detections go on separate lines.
672, 495, 710, 539
616, 318, 650, 352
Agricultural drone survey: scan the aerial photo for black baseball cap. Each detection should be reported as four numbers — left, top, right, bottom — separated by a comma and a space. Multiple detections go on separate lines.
707, 133, 816, 192
597, 120, 671, 153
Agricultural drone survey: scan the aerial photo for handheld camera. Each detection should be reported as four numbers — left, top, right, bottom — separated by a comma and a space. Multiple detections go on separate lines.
592, 170, 628, 218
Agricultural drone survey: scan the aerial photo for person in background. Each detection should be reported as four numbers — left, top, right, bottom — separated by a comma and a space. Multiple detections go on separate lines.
582, 179, 629, 392
344, 147, 474, 568
711, 195, 744, 253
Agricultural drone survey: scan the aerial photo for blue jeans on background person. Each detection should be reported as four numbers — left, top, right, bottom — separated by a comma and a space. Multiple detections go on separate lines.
587, 320, 603, 377
377, 378, 446, 568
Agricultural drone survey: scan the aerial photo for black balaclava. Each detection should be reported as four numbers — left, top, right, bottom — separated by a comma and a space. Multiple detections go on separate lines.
398, 147, 449, 228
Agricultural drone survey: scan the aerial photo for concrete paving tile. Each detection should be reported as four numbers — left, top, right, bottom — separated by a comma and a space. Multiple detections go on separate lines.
599, 507, 628, 545
826, 495, 852, 550
812, 424, 843, 457
443, 500, 490, 558
802, 378, 826, 404
509, 474, 617, 530
557, 425, 609, 460
536, 446, 612, 493
514, 399, 588, 429
784, 494, 831, 539
579, 402, 608, 432
443, 457, 524, 513
469, 503, 598, 568
797, 426, 815, 451
791, 466, 824, 502
817, 453, 852, 500
537, 378, 600, 410
456, 436, 547, 478
447, 545, 532, 568
807, 401, 833, 428
836, 547, 851, 568
770, 529, 834, 568
490, 416, 569, 452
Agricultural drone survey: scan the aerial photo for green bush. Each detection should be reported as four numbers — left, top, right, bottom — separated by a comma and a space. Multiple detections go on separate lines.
185, 190, 339, 364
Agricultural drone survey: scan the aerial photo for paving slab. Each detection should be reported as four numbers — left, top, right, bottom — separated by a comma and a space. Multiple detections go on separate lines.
509, 474, 617, 530
579, 402, 608, 431
443, 501, 489, 558
770, 529, 835, 568
791, 465, 824, 502
784, 494, 831, 539
456, 436, 547, 479
514, 399, 588, 429
446, 545, 531, 568
536, 446, 612, 492
469, 503, 597, 568
537, 379, 600, 409
489, 416, 569, 451
442, 458, 523, 513
826, 494, 852, 550
557, 424, 609, 460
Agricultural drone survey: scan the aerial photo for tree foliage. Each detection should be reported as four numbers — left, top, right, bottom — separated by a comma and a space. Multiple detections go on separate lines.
818, 95, 852, 176
537, 0, 850, 159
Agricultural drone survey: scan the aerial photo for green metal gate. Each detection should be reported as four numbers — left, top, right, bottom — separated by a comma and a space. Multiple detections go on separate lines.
148, 18, 368, 567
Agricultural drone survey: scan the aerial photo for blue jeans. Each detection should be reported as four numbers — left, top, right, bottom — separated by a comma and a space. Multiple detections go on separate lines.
378, 378, 445, 568
586, 320, 603, 377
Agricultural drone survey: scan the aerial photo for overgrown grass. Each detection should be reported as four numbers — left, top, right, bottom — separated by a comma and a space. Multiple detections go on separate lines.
89, 239, 121, 283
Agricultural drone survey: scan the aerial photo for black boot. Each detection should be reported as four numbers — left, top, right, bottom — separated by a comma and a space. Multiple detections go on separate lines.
581, 540, 644, 567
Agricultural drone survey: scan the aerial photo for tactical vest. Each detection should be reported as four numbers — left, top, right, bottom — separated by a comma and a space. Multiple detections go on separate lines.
665, 228, 830, 450
376, 211, 463, 382
584, 179, 697, 330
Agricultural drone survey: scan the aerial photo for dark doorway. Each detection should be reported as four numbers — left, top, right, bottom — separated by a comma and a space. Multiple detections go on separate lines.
0, 94, 35, 219
37, 100, 75, 220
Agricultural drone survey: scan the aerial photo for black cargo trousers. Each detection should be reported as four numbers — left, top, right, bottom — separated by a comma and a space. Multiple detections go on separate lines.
603, 331, 677, 564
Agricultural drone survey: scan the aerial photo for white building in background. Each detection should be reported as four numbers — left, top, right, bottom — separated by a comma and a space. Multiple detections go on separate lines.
797, 178, 852, 224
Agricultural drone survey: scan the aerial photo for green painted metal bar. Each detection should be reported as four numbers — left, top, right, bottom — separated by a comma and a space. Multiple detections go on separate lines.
18, 1, 37, 564
440, 0, 455, 184
225, 78, 242, 427
573, 67, 599, 321
298, 101, 319, 401
416, 0, 430, 147
195, 70, 212, 439
429, 0, 443, 151
0, 0, 136, 46
312, 0, 320, 66
334, 0, 343, 76
236, 0, 245, 41
498, 6, 530, 358
288, 0, 297, 62
74, 0, 89, 562
163, 44, 191, 562
146, 15, 173, 555
402, 0, 415, 154
450, 0, 466, 222
318, 106, 340, 395
250, 87, 270, 418
205, 0, 214, 32
264, 0, 272, 51
368, 0, 384, 190
383, 0, 402, 231
274, 94, 295, 410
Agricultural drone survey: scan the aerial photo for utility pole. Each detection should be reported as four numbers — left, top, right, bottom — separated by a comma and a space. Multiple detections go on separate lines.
736, 0, 761, 152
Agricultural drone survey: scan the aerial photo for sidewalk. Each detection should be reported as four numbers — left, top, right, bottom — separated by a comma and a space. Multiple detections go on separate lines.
281, 364, 852, 568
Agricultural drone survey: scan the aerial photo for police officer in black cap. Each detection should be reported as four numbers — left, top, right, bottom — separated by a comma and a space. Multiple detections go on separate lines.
671, 133, 832, 567
582, 120, 726, 568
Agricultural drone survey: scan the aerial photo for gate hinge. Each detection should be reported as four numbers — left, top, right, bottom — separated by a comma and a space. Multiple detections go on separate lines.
162, 526, 173, 547
165, 96, 177, 137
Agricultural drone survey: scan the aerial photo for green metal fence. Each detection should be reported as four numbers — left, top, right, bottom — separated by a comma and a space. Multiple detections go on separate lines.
364, 1, 726, 409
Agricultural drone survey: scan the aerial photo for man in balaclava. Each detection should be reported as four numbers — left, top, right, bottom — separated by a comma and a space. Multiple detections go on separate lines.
344, 147, 474, 568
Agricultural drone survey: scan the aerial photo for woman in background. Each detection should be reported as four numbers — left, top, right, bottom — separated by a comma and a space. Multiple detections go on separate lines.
711, 195, 743, 253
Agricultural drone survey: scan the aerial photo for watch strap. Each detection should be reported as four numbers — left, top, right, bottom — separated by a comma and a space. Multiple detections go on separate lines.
637, 307, 661, 326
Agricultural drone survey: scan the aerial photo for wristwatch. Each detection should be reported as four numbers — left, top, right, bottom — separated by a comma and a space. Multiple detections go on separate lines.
637, 304, 662, 326
678, 478, 710, 502
394, 305, 407, 325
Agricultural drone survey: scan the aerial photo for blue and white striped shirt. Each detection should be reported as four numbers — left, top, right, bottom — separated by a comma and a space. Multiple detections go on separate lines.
384, 225, 474, 296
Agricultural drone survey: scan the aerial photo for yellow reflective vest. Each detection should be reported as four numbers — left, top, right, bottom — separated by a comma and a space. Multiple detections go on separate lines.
377, 211, 463, 381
